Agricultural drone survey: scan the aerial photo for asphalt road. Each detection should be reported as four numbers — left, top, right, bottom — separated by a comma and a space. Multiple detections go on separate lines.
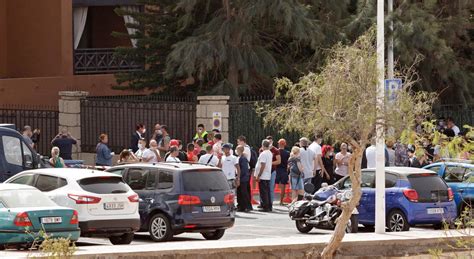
74, 204, 436, 247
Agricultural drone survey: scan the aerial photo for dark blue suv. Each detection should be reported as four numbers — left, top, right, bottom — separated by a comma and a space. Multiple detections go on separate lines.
106, 163, 235, 242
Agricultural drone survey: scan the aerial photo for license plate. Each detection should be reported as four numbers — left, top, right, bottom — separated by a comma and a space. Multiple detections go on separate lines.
427, 208, 444, 214
104, 202, 124, 210
41, 217, 62, 224
202, 206, 221, 213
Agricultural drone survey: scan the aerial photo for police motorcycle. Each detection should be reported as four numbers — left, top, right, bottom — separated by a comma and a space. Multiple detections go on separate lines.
288, 182, 359, 233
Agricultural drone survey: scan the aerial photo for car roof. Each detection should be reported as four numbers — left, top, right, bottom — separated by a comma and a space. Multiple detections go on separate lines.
109, 162, 221, 171
17, 168, 122, 180
363, 167, 437, 175
0, 183, 37, 191
427, 161, 474, 168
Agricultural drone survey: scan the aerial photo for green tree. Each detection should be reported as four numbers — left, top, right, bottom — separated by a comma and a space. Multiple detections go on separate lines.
164, 0, 321, 96
259, 29, 437, 258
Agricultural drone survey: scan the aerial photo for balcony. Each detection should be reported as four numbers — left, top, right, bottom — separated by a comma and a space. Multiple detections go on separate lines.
74, 48, 140, 74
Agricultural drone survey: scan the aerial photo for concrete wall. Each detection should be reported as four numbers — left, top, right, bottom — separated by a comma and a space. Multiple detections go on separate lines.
6, 0, 66, 78
196, 96, 230, 142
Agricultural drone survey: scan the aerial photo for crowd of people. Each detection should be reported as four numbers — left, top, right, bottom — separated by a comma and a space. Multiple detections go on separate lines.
22, 115, 470, 213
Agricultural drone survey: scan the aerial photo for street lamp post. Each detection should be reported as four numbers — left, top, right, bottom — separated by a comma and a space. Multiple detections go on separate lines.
375, 0, 386, 234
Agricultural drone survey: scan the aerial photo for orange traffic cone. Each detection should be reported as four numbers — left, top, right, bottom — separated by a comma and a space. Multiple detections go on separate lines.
251, 176, 259, 205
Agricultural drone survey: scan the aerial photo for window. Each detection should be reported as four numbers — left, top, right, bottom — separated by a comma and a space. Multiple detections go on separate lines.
407, 174, 449, 202
125, 169, 149, 190
36, 175, 67, 192
157, 171, 173, 189
2, 136, 22, 166
426, 166, 441, 174
10, 174, 36, 186
444, 166, 466, 183
0, 189, 56, 208
182, 170, 229, 192
385, 174, 398, 188
463, 168, 474, 183
0, 201, 5, 208
361, 171, 375, 188
342, 177, 352, 189
22, 142, 33, 169
78, 177, 130, 194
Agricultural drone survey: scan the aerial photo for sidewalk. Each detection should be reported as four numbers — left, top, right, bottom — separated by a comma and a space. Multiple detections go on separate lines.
1, 229, 472, 258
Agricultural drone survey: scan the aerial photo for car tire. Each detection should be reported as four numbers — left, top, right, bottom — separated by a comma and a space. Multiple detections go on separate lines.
149, 213, 173, 242
362, 224, 375, 232
201, 229, 226, 240
295, 220, 313, 233
386, 210, 410, 232
109, 232, 134, 245
345, 214, 359, 233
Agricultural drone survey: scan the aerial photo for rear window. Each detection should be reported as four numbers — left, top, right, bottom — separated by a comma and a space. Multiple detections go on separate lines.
182, 170, 230, 192
0, 189, 57, 208
407, 174, 449, 202
78, 177, 130, 194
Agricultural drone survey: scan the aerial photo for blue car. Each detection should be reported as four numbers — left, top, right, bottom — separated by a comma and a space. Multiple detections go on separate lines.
324, 167, 457, 231
0, 184, 80, 249
423, 162, 473, 216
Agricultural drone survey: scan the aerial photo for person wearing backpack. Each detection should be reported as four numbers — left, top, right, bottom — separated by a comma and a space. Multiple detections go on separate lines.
288, 146, 305, 202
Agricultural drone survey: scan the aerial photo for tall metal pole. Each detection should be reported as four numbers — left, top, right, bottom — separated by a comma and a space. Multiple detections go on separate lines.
388, 0, 394, 79
375, 0, 386, 234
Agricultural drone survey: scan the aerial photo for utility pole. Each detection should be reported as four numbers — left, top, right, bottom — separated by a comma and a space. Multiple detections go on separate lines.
375, 0, 386, 234
388, 0, 394, 79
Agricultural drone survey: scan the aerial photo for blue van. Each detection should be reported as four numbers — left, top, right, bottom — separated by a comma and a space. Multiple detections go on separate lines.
0, 125, 40, 182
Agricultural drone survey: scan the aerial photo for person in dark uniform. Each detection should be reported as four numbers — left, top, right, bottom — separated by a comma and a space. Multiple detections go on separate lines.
130, 123, 146, 153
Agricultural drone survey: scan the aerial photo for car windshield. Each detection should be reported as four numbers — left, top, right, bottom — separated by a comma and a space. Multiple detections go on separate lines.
182, 170, 230, 192
407, 174, 449, 202
78, 176, 130, 194
0, 189, 57, 208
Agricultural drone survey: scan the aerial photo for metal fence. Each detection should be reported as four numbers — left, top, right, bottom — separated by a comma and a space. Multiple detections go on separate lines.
433, 105, 474, 128
229, 96, 301, 149
80, 96, 197, 153
0, 106, 59, 155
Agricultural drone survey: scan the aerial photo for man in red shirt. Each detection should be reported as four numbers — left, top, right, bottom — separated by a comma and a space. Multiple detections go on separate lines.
259, 136, 281, 204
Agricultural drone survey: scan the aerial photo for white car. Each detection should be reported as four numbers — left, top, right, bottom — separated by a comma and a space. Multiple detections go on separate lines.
5, 168, 140, 245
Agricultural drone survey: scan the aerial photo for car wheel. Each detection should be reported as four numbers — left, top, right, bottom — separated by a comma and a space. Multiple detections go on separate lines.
345, 214, 359, 233
386, 210, 410, 232
109, 233, 134, 245
295, 220, 313, 233
362, 224, 375, 232
201, 229, 226, 240
149, 213, 173, 242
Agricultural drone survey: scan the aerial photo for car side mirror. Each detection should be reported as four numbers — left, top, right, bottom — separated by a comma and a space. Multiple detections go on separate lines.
304, 183, 316, 194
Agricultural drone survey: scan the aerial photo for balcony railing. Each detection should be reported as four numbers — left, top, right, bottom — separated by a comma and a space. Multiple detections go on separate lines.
74, 48, 141, 74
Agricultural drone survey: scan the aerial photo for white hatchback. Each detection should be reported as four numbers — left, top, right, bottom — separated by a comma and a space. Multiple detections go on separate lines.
5, 168, 140, 245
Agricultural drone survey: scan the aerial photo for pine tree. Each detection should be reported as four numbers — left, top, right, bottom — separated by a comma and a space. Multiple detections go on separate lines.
164, 0, 321, 96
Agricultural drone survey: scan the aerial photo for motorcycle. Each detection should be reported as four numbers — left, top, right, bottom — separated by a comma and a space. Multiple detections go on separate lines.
288, 182, 359, 233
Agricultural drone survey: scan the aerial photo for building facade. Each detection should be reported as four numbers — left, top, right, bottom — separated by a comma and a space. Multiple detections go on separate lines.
0, 0, 142, 107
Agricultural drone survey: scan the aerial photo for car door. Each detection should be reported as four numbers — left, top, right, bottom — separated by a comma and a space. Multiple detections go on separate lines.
385, 173, 399, 213
442, 165, 468, 207
459, 167, 474, 210
123, 168, 157, 218
359, 171, 376, 223
34, 174, 68, 204
1, 135, 24, 181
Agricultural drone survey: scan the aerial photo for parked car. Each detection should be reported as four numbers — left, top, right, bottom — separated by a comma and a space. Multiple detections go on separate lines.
323, 167, 457, 231
0, 125, 41, 182
4, 168, 140, 245
423, 162, 473, 216
0, 183, 80, 249
105, 163, 235, 242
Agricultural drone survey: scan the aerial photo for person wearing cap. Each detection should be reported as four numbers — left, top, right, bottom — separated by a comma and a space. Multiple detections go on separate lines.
275, 139, 290, 205
218, 143, 241, 193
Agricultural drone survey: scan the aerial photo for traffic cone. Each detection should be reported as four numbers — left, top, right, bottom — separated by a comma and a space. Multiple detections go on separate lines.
283, 184, 293, 203
251, 175, 259, 205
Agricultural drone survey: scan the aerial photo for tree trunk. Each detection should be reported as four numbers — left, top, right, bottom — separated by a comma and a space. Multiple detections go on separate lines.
228, 63, 239, 88
321, 146, 364, 258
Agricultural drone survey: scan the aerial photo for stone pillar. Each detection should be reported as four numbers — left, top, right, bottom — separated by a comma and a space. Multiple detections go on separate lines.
58, 91, 88, 159
196, 96, 230, 142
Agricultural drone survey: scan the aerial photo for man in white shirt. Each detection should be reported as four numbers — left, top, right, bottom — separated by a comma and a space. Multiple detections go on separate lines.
299, 137, 316, 184
165, 146, 181, 163
308, 134, 328, 190
365, 138, 377, 168
446, 117, 460, 136
237, 135, 251, 162
198, 145, 219, 166
254, 139, 273, 212
218, 144, 240, 191
142, 140, 161, 163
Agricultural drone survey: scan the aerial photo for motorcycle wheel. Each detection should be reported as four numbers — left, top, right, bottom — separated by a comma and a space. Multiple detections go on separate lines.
345, 214, 359, 233
295, 220, 313, 233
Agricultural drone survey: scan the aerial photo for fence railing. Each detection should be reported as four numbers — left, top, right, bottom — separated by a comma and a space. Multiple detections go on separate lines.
0, 106, 59, 155
80, 96, 197, 153
433, 105, 474, 128
74, 48, 141, 74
